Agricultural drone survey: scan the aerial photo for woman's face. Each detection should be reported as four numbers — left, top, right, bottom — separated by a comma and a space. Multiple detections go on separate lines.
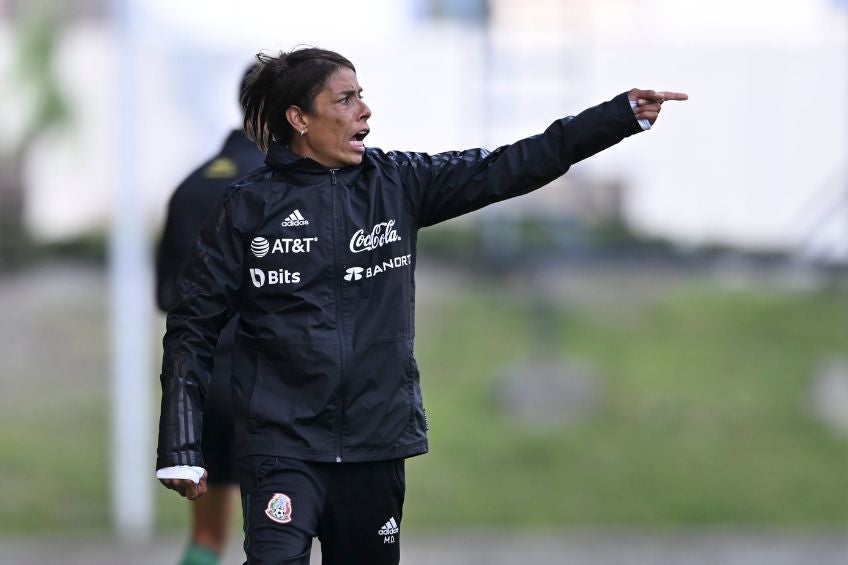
290, 67, 371, 168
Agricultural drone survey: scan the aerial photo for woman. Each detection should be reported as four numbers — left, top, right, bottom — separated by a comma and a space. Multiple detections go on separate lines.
156, 46, 686, 565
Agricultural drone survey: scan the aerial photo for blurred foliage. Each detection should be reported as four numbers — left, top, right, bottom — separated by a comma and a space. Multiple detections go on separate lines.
38, 233, 109, 265
418, 218, 687, 265
0, 0, 70, 270
13, 0, 71, 137
0, 233, 109, 270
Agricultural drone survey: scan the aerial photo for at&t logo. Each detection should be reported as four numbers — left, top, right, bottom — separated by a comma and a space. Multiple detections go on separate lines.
251, 237, 270, 257
251, 236, 317, 258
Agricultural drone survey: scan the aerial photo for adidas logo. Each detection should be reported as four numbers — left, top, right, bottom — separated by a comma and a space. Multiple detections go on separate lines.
281, 209, 309, 227
378, 517, 399, 536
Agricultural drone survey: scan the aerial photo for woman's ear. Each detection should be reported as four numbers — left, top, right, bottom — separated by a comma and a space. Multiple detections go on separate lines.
286, 106, 308, 134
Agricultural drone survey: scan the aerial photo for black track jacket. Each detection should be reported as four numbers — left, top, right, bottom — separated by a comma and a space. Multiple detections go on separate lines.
157, 92, 643, 469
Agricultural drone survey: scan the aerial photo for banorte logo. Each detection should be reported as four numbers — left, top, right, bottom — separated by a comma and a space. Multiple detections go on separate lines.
342, 255, 411, 283
344, 267, 364, 281
349, 220, 401, 253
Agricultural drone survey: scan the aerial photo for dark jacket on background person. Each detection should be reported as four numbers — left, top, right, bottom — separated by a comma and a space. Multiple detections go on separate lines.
156, 129, 265, 310
156, 93, 643, 470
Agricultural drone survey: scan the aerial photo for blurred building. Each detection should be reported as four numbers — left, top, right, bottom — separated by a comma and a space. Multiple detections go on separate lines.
0, 0, 846, 261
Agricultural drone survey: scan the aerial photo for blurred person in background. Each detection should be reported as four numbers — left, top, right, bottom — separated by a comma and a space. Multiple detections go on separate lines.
155, 65, 264, 565
156, 46, 686, 565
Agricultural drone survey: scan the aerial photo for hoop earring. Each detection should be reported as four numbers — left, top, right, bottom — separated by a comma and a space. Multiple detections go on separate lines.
300, 130, 306, 136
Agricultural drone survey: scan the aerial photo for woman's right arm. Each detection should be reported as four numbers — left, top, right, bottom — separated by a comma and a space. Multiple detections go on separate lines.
156, 189, 245, 473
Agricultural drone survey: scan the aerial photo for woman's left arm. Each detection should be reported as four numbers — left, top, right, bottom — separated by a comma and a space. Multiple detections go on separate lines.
404, 89, 685, 228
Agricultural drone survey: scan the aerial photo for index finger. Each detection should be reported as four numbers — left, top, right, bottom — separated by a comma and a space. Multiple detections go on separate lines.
656, 91, 688, 101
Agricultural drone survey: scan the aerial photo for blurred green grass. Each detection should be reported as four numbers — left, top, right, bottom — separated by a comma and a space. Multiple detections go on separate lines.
405, 278, 848, 527
1, 265, 846, 535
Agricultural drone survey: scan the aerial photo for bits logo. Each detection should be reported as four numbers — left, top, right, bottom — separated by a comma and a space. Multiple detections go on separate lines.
249, 268, 266, 287
249, 268, 300, 288
251, 237, 270, 258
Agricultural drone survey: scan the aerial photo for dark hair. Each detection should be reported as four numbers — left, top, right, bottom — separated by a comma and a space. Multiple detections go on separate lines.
238, 62, 259, 107
241, 47, 356, 152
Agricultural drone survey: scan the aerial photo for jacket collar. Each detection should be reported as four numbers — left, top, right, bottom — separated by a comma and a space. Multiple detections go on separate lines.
264, 141, 371, 178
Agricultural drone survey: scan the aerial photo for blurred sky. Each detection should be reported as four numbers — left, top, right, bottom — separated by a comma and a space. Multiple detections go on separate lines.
1, 0, 847, 259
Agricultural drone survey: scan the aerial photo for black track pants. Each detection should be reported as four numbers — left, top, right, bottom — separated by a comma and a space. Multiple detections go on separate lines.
239, 456, 405, 565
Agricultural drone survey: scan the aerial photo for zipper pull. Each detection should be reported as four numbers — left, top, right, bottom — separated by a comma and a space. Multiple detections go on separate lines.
330, 169, 338, 185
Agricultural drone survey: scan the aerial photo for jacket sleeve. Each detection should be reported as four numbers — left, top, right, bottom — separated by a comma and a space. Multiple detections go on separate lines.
401, 92, 643, 228
156, 189, 244, 469
155, 181, 205, 312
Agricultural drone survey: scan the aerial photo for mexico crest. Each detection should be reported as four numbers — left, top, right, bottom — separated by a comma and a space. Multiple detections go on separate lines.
265, 493, 293, 524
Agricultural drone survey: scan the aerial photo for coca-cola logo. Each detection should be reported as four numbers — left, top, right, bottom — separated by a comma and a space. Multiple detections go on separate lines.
349, 220, 402, 253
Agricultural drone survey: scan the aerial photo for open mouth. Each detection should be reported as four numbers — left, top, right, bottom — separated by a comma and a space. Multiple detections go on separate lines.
349, 129, 369, 150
